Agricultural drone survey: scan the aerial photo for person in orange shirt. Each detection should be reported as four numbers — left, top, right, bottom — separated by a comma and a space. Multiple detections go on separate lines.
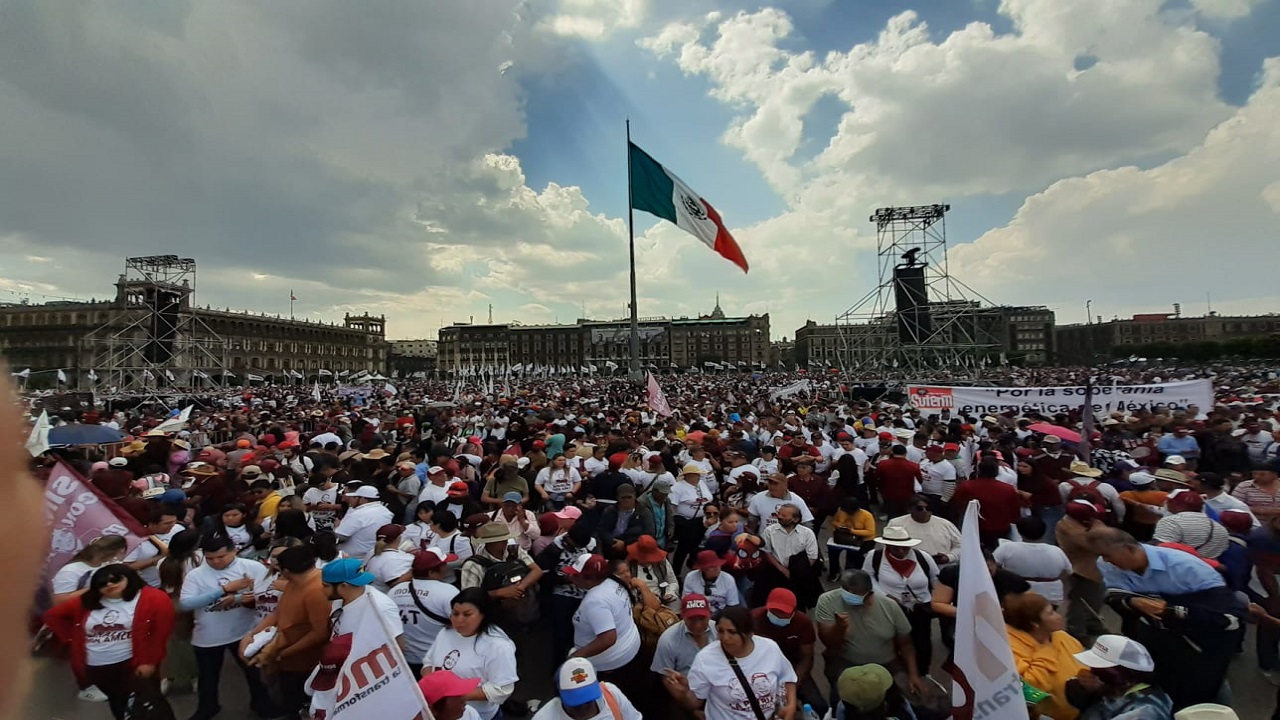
1004, 592, 1085, 720
826, 496, 877, 581
1118, 470, 1169, 541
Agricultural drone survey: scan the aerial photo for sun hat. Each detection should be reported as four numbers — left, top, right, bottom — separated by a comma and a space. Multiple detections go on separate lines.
348, 485, 380, 499
309, 633, 354, 691
364, 448, 391, 461
321, 558, 375, 587
412, 547, 458, 575
692, 549, 725, 570
419, 670, 482, 706
1069, 460, 1102, 478
556, 657, 603, 707
1173, 704, 1240, 720
1073, 634, 1156, 672
562, 553, 610, 581
473, 521, 516, 545
681, 463, 704, 476
837, 664, 895, 712
627, 535, 667, 564
874, 526, 922, 547
1154, 468, 1190, 486
681, 593, 711, 619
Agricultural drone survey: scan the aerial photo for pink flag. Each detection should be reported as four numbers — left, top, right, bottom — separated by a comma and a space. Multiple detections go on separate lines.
42, 460, 147, 589
646, 372, 672, 418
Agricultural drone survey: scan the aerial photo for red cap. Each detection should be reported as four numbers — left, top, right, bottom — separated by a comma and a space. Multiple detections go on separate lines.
447, 480, 470, 495
1166, 489, 1204, 513
681, 593, 711, 619
943, 443, 959, 451
835, 432, 852, 441
467, 436, 482, 444
878, 432, 893, 441
419, 670, 482, 705
563, 553, 610, 580
309, 634, 353, 691
412, 547, 458, 575
765, 587, 797, 616
1219, 509, 1253, 534
926, 444, 944, 453
608, 452, 628, 470
532, 440, 546, 450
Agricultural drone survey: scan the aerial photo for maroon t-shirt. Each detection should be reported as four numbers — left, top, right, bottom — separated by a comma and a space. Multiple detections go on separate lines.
951, 478, 1022, 533
877, 457, 923, 503
749, 606, 816, 663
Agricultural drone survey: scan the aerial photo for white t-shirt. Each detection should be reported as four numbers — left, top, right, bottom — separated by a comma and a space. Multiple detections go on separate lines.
52, 560, 98, 595
572, 580, 642, 672
429, 531, 474, 584
124, 524, 186, 588
725, 465, 762, 493
389, 579, 458, 663
752, 457, 780, 477
993, 541, 1072, 604
254, 573, 285, 623
330, 587, 404, 642
747, 492, 815, 528
687, 637, 797, 720
530, 681, 643, 720
686, 457, 717, 495
919, 459, 957, 497
669, 480, 714, 519
402, 521, 438, 553
303, 485, 339, 530
682, 570, 740, 615
84, 594, 141, 666
537, 466, 582, 496
181, 557, 270, 647
335, 502, 394, 557
583, 457, 610, 478
418, 482, 451, 506
426, 628, 519, 720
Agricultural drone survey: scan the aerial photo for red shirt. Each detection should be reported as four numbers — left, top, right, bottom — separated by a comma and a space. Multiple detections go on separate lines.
876, 457, 923, 502
952, 478, 1022, 533
749, 607, 816, 663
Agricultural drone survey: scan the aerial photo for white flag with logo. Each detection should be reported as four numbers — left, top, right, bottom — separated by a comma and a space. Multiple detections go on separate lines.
949, 500, 1028, 720
646, 372, 672, 418
151, 405, 193, 435
383, 382, 398, 397
313, 594, 432, 719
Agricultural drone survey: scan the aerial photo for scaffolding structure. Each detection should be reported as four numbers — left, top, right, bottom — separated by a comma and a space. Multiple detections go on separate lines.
835, 205, 1001, 376
84, 255, 229, 399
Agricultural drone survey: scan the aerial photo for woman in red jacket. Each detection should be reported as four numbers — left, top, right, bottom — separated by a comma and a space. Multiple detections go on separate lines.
45, 564, 176, 720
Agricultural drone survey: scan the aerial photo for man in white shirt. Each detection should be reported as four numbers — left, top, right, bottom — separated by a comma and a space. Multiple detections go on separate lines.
918, 445, 958, 510
123, 506, 183, 587
992, 517, 1071, 605
321, 557, 405, 648
179, 535, 277, 720
418, 466, 452, 506
335, 485, 394, 557
760, 504, 821, 608
747, 474, 815, 531
389, 548, 459, 674
887, 499, 962, 565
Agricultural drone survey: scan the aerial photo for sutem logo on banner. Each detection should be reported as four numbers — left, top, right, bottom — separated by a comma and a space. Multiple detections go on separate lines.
911, 386, 955, 409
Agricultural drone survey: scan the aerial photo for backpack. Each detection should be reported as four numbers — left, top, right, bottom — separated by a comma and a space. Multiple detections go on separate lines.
633, 604, 679, 649
1066, 480, 1112, 520
870, 547, 933, 579
465, 551, 529, 592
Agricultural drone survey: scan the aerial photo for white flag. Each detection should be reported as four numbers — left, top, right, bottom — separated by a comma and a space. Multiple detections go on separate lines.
165, 369, 176, 382
646, 372, 672, 418
338, 370, 350, 377
246, 373, 264, 382
950, 500, 1028, 720
87, 369, 99, 382
309, 593, 431, 720
12, 368, 31, 379
193, 369, 209, 379
56, 369, 67, 384
312, 382, 322, 402
26, 410, 51, 457
142, 369, 155, 381
151, 405, 193, 434
604, 360, 618, 371
383, 382, 398, 397
319, 368, 333, 376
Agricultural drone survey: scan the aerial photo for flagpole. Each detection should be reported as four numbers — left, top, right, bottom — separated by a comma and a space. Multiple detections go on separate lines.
626, 119, 641, 382
290, 290, 295, 320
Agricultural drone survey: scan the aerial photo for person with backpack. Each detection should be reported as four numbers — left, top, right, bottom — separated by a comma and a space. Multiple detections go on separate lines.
862, 526, 939, 680
1059, 461, 1125, 526
536, 523, 599, 662
461, 521, 544, 629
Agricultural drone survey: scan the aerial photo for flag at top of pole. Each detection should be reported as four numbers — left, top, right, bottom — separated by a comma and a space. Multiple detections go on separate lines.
629, 142, 749, 273
949, 499, 1028, 720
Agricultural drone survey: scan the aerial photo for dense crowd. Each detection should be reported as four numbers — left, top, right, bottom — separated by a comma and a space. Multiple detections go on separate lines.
27, 364, 1280, 720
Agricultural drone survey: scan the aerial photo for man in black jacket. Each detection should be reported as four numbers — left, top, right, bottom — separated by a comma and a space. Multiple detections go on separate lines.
596, 484, 656, 553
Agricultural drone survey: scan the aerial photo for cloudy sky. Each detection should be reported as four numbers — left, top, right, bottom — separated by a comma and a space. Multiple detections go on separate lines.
1, 0, 1277, 341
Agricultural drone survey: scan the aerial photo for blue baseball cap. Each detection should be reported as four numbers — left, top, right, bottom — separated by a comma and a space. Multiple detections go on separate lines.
155, 489, 187, 505
557, 657, 602, 707
321, 557, 374, 587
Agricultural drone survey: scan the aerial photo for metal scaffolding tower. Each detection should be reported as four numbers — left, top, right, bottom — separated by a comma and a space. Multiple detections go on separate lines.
84, 255, 229, 399
835, 205, 1001, 376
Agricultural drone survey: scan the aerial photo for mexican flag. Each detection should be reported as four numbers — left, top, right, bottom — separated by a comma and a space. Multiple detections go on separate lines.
629, 142, 749, 273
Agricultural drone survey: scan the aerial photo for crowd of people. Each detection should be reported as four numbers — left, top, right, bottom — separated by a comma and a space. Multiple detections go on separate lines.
28, 364, 1280, 720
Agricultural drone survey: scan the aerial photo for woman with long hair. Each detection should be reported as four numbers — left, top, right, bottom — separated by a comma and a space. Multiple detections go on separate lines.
666, 605, 797, 720
423, 588, 520, 720
364, 524, 414, 591
534, 453, 582, 510
156, 529, 202, 695
51, 535, 128, 606
44, 564, 175, 720
203, 503, 268, 557
308, 529, 346, 568
271, 507, 314, 542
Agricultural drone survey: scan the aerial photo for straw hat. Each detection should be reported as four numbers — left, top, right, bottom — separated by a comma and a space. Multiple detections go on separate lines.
873, 526, 922, 548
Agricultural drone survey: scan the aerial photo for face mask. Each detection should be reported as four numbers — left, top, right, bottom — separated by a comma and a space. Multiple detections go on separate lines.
767, 612, 791, 627
842, 591, 865, 606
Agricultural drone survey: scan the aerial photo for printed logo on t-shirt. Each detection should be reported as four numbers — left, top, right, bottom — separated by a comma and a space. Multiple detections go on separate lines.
727, 672, 777, 716
87, 610, 130, 645
442, 649, 461, 670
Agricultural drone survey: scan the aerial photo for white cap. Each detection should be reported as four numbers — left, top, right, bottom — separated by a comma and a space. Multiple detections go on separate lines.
1165, 455, 1187, 466
108, 456, 129, 467
1174, 704, 1240, 720
1073, 634, 1155, 672
1129, 471, 1156, 487
348, 485, 380, 499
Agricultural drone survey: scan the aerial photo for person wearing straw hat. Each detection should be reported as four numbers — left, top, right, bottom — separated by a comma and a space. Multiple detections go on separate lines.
669, 463, 716, 573
1059, 460, 1126, 523
863, 526, 938, 680
461, 521, 543, 605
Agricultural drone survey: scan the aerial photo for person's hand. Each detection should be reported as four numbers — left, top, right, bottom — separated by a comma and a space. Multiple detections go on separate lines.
834, 612, 850, 631
212, 594, 239, 611
272, 577, 289, 592
776, 701, 796, 720
932, 554, 949, 566
662, 669, 690, 692
493, 585, 524, 600
1130, 597, 1167, 618
1073, 671, 1104, 693
223, 575, 254, 593
135, 664, 156, 679
238, 635, 253, 660
907, 674, 927, 697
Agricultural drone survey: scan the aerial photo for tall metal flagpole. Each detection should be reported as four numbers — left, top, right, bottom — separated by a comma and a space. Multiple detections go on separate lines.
626, 119, 641, 381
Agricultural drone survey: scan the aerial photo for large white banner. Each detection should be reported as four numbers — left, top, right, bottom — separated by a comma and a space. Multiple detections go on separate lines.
315, 600, 432, 720
906, 379, 1212, 416
949, 500, 1028, 720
